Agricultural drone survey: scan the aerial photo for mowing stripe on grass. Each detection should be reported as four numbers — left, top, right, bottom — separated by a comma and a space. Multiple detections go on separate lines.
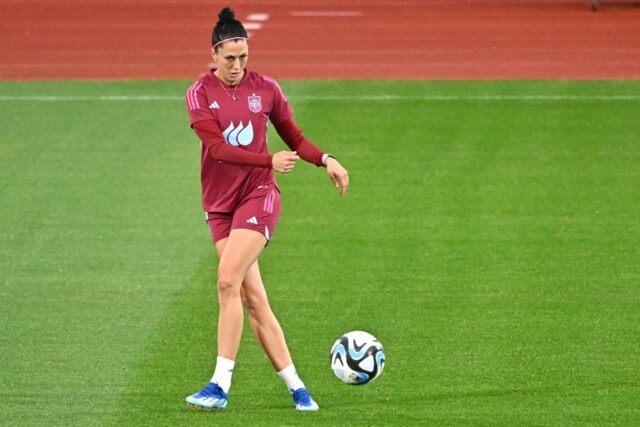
1, 94, 640, 102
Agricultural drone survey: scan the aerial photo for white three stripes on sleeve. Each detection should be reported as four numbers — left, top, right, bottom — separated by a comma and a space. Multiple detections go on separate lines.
187, 81, 203, 110
263, 76, 287, 101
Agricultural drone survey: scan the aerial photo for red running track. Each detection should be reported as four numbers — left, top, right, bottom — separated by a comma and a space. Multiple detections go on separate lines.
0, 0, 639, 80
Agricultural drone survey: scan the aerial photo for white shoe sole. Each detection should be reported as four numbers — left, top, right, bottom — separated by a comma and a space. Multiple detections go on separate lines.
186, 396, 228, 410
296, 402, 320, 411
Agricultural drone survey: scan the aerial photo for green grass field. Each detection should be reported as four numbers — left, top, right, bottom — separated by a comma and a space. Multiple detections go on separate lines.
1, 80, 639, 426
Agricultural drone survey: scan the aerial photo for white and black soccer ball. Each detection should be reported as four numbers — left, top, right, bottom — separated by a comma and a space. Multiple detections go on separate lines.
330, 330, 385, 385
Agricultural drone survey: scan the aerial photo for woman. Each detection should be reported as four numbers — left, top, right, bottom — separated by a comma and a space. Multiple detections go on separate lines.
184, 8, 349, 411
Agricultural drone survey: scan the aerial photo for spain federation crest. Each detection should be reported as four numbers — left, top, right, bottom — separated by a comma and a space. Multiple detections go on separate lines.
248, 93, 262, 113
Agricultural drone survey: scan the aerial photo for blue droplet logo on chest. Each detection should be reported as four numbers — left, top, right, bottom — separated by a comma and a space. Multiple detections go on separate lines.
223, 121, 254, 146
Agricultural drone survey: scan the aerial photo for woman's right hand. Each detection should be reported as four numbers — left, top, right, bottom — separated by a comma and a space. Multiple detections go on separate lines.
272, 151, 300, 173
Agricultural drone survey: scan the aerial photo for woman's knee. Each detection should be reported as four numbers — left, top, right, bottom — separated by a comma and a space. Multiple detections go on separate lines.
217, 271, 242, 298
243, 288, 270, 315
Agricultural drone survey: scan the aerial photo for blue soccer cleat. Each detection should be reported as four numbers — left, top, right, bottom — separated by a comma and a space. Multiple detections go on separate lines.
185, 382, 228, 410
292, 388, 319, 411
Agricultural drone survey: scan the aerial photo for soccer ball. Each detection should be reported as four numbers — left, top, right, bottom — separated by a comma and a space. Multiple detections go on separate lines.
330, 330, 385, 385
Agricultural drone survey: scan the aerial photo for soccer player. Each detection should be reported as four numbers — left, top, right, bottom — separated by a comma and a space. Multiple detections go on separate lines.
184, 7, 349, 411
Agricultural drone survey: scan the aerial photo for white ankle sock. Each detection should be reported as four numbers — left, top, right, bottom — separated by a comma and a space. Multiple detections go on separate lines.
277, 364, 305, 394
210, 356, 235, 394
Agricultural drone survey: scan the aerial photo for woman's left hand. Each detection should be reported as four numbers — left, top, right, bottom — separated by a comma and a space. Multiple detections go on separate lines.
326, 158, 349, 196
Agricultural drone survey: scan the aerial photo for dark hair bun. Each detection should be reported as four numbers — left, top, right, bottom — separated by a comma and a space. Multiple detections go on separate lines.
218, 7, 236, 24
212, 6, 247, 47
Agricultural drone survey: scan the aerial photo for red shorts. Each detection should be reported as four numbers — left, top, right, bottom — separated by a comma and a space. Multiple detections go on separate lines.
206, 184, 281, 244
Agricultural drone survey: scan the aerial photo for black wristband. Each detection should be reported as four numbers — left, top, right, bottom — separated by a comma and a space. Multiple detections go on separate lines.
323, 153, 336, 167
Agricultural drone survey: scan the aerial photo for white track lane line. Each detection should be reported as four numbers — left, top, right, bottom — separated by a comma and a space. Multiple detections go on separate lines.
243, 22, 262, 30
246, 13, 269, 21
1, 95, 639, 102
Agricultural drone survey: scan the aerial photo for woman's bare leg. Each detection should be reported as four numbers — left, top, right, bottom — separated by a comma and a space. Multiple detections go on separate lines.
214, 229, 266, 360
213, 231, 318, 410
215, 239, 292, 370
